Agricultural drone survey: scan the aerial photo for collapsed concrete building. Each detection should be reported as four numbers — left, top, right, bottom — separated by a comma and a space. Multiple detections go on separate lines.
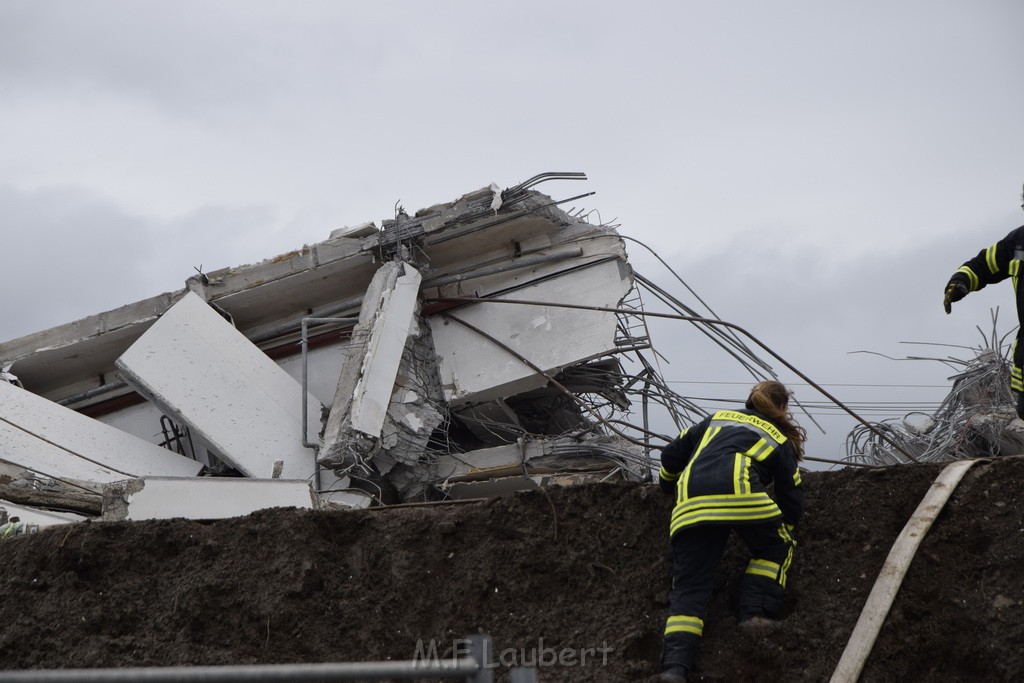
0, 173, 711, 528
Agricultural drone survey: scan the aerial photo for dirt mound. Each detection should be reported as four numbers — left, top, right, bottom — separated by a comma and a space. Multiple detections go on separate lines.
1, 458, 1023, 681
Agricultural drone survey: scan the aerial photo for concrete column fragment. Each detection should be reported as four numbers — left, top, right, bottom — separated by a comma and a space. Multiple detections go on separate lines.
350, 263, 423, 437
320, 261, 445, 479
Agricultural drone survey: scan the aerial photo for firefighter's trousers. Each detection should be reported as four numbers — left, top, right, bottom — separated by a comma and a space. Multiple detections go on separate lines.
661, 521, 795, 671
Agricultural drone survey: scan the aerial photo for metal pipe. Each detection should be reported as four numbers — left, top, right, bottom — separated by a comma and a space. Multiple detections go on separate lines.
427, 296, 922, 464
0, 658, 480, 682
0, 636, 493, 683
56, 381, 130, 407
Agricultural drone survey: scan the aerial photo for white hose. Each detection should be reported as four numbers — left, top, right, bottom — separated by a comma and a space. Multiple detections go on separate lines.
829, 458, 983, 683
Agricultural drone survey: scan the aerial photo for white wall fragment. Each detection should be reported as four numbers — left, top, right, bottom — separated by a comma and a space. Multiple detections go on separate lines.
102, 477, 316, 521
428, 259, 632, 405
116, 292, 322, 480
0, 500, 87, 529
0, 380, 203, 485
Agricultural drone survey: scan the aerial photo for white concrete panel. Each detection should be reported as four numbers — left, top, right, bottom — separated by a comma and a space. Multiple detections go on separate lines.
112, 477, 315, 521
276, 340, 350, 407
350, 265, 422, 437
0, 381, 203, 484
0, 500, 86, 528
116, 292, 323, 480
428, 259, 632, 406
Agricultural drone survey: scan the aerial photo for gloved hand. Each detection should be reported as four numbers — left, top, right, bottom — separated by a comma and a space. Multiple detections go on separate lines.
943, 282, 968, 314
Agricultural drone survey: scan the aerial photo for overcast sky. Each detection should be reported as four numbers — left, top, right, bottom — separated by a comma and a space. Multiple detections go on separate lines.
1, 1, 1022, 463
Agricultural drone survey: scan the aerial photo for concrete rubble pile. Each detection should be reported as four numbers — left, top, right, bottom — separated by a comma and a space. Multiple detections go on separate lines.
0, 173, 680, 528
846, 338, 1024, 465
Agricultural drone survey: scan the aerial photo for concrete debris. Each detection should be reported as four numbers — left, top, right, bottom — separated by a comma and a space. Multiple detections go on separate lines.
0, 469, 101, 517
0, 378, 202, 486
0, 173, 699, 520
115, 291, 326, 481
0, 501, 79, 535
847, 329, 1024, 465
101, 477, 320, 521
319, 262, 444, 470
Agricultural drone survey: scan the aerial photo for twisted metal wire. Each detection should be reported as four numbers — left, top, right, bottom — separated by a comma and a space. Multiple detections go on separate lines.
845, 313, 1019, 465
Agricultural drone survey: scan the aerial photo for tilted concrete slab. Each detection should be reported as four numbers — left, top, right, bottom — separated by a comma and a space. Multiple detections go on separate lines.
101, 477, 317, 521
0, 500, 87, 528
0, 380, 203, 485
115, 292, 323, 480
428, 258, 632, 406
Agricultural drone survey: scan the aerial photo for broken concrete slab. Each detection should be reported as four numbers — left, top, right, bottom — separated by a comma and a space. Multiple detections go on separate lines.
1, 176, 668, 510
439, 466, 625, 499
115, 292, 324, 480
350, 262, 423, 437
428, 258, 632, 406
0, 472, 102, 517
432, 436, 645, 484
101, 477, 318, 521
0, 380, 203, 486
319, 261, 446, 485
0, 501, 87, 529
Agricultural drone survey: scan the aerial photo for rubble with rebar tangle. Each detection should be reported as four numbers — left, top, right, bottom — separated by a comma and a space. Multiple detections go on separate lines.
846, 314, 1024, 466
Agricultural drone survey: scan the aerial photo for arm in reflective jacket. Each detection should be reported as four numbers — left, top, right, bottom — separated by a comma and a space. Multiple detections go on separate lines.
947, 225, 1024, 295
658, 418, 709, 495
769, 441, 804, 525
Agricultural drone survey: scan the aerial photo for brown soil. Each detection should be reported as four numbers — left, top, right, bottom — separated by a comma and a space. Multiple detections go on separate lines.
1, 458, 1023, 682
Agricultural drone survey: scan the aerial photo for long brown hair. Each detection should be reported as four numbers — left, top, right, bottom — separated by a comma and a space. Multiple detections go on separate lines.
745, 380, 806, 460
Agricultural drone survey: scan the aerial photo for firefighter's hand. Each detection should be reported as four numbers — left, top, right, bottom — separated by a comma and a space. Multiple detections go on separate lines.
943, 283, 968, 314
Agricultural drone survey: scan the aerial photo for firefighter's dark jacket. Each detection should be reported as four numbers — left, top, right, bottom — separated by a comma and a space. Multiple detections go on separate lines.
658, 409, 803, 538
947, 224, 1024, 392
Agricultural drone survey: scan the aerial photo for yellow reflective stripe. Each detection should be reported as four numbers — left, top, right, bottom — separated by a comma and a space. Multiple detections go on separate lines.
745, 558, 781, 580
665, 614, 703, 636
673, 504, 781, 523
671, 493, 776, 516
678, 427, 690, 439
741, 437, 775, 462
681, 426, 719, 501
986, 244, 999, 274
671, 509, 782, 534
711, 410, 784, 442
777, 526, 796, 588
793, 468, 802, 486
659, 467, 681, 482
956, 265, 979, 291
732, 454, 745, 495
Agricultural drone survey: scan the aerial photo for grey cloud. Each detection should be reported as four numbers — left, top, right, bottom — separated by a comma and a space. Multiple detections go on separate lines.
0, 184, 281, 342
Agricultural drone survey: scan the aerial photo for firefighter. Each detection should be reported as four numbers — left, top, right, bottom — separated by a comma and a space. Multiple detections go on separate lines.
943, 185, 1024, 418
656, 380, 805, 682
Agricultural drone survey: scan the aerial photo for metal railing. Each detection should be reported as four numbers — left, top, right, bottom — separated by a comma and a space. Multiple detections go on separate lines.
0, 635, 538, 683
